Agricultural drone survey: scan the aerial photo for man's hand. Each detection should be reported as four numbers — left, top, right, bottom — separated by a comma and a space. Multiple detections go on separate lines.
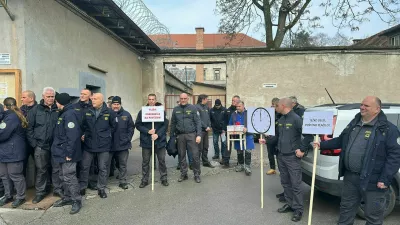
148, 129, 156, 135
377, 182, 387, 189
196, 136, 201, 144
295, 149, 305, 158
151, 134, 158, 141
206, 127, 211, 132
81, 135, 85, 141
313, 140, 320, 149
66, 157, 72, 161
259, 139, 266, 144
243, 127, 247, 133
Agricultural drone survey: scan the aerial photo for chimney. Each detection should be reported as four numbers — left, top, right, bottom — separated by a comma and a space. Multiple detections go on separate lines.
195, 27, 205, 50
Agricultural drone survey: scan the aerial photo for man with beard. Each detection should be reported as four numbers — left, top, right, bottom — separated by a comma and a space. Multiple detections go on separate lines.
107, 96, 134, 190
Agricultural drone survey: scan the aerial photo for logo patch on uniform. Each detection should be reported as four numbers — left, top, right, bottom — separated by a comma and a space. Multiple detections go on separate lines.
57, 121, 61, 125
365, 130, 371, 139
86, 113, 92, 116
68, 122, 75, 128
74, 108, 80, 111
104, 117, 109, 121
121, 116, 127, 121
104, 114, 110, 117
0, 122, 7, 129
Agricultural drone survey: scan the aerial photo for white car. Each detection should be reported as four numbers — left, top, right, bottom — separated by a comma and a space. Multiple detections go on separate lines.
301, 103, 400, 218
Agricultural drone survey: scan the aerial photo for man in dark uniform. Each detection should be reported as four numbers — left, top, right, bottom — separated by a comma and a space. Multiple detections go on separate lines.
260, 98, 313, 222
79, 93, 116, 198
289, 96, 305, 118
266, 97, 281, 176
170, 93, 202, 183
27, 87, 62, 204
136, 94, 169, 188
314, 96, 400, 225
108, 96, 134, 190
195, 94, 214, 168
221, 95, 240, 168
210, 99, 226, 162
51, 93, 82, 214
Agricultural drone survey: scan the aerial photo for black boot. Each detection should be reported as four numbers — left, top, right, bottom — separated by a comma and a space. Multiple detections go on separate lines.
11, 199, 26, 208
53, 198, 73, 207
119, 183, 129, 190
32, 194, 46, 204
291, 211, 303, 222
237, 151, 244, 165
178, 175, 188, 182
139, 181, 148, 188
70, 201, 82, 214
0, 196, 13, 206
98, 189, 107, 198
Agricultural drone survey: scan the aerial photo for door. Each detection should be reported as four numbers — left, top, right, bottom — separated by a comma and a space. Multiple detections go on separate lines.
0, 69, 22, 106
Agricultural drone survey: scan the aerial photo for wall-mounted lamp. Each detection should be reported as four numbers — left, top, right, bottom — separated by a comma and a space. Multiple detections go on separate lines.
88, 64, 108, 74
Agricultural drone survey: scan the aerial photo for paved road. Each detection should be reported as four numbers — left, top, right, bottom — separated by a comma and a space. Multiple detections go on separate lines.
0, 138, 399, 224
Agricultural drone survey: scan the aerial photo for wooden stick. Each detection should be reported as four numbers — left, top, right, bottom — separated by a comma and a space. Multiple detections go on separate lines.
308, 135, 319, 225
260, 134, 264, 209
151, 122, 155, 191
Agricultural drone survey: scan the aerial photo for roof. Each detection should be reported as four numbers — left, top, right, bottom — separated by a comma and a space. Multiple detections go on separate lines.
149, 33, 266, 49
191, 82, 226, 90
67, 0, 160, 54
352, 24, 400, 47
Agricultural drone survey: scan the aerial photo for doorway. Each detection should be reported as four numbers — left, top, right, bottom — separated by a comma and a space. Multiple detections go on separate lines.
0, 69, 22, 106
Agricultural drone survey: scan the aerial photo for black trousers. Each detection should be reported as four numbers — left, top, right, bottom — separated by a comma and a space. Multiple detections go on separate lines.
338, 171, 387, 225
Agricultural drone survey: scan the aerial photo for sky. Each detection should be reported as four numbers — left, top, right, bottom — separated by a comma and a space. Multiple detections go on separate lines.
141, 0, 398, 41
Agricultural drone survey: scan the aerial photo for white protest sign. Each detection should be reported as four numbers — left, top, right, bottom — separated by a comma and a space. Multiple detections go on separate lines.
302, 111, 334, 135
246, 107, 275, 136
141, 106, 164, 122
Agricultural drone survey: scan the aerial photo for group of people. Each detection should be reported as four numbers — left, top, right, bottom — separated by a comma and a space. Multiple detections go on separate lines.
0, 88, 165, 215
1, 88, 399, 224
259, 96, 400, 224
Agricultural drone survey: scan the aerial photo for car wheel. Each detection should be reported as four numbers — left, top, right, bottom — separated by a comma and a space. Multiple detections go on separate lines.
356, 184, 396, 219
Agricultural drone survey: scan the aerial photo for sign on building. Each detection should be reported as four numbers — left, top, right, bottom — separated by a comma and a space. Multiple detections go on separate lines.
262, 83, 277, 88
141, 106, 164, 122
0, 54, 11, 65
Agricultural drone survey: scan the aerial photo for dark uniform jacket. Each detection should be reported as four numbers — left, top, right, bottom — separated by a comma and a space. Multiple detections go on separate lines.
112, 107, 135, 151
275, 110, 313, 154
320, 111, 400, 191
82, 103, 116, 153
51, 104, 82, 163
20, 101, 37, 117
223, 105, 236, 131
293, 103, 305, 118
210, 106, 226, 132
0, 111, 26, 163
195, 103, 211, 131
136, 103, 168, 149
26, 100, 59, 150
170, 104, 201, 136
73, 100, 92, 125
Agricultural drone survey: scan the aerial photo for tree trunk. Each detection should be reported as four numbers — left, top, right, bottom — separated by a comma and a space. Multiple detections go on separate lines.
263, 1, 274, 49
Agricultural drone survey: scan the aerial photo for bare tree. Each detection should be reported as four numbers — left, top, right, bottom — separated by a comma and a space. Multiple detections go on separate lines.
216, 0, 400, 49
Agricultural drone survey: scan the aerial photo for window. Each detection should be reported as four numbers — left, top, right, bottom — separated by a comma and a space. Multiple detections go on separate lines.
213, 69, 221, 80
390, 35, 400, 46
203, 68, 207, 80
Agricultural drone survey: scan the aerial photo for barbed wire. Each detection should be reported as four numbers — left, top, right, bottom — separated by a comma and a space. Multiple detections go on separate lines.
113, 0, 174, 49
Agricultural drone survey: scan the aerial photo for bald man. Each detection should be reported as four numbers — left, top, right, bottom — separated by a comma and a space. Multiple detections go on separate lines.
79, 93, 117, 199
170, 93, 202, 183
261, 97, 313, 222
314, 96, 400, 225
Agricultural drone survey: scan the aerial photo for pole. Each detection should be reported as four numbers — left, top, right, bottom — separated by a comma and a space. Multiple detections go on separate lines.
308, 135, 319, 225
151, 122, 155, 191
0, 0, 15, 21
260, 134, 264, 209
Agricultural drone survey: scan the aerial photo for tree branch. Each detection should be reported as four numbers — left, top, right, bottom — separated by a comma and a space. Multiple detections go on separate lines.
286, 0, 312, 30
252, 0, 263, 10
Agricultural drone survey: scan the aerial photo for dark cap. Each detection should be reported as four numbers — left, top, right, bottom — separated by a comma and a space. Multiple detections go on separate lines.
215, 99, 221, 106
111, 96, 121, 104
55, 93, 71, 105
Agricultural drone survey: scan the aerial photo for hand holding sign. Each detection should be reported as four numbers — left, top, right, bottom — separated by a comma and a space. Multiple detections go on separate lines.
302, 111, 334, 225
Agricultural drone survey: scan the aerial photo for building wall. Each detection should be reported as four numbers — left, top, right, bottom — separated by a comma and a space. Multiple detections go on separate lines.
165, 63, 227, 86
192, 84, 225, 96
152, 50, 400, 108
0, 0, 26, 83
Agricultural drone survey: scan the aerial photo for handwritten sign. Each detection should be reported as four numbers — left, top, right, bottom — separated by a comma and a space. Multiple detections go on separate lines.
302, 111, 334, 135
141, 106, 164, 122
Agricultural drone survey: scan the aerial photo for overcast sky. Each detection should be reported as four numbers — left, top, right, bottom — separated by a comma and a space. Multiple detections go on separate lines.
142, 0, 397, 41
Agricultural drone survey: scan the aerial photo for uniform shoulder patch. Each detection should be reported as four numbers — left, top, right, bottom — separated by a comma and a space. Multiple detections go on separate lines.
0, 122, 6, 129
68, 122, 75, 128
